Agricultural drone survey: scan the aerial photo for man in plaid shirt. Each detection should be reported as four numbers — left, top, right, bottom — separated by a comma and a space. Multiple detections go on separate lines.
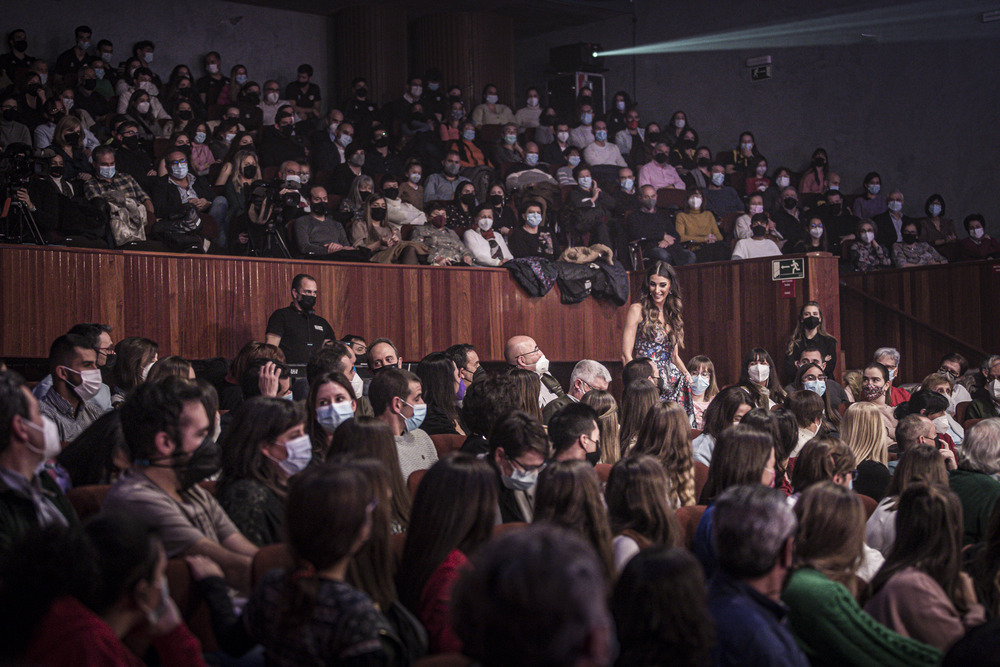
84, 145, 155, 221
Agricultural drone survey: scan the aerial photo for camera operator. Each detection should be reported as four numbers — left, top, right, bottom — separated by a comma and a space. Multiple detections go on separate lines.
231, 162, 305, 257
1, 94, 32, 147
10, 152, 106, 244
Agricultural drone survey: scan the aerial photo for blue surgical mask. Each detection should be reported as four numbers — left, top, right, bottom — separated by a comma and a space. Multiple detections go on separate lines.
94, 67, 105, 79
194, 131, 207, 144
402, 400, 427, 432
502, 464, 539, 491
578, 176, 593, 190
803, 380, 827, 397
457, 378, 466, 401
887, 200, 903, 213
711, 172, 725, 186
867, 183, 880, 195
691, 375, 710, 395
594, 129, 607, 142
504, 133, 517, 145
525, 153, 538, 166
316, 401, 355, 433
929, 203, 942, 216
462, 129, 476, 141
98, 165, 116, 179
567, 155, 581, 167
525, 211, 542, 227
620, 178, 634, 191
273, 434, 312, 475
581, 112, 593, 125
235, 74, 247, 85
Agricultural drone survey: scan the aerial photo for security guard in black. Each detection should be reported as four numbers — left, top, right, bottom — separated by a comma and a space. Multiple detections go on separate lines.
265, 276, 335, 365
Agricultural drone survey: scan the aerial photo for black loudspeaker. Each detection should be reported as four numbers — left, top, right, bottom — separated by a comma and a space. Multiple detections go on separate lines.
549, 42, 604, 73
547, 73, 606, 116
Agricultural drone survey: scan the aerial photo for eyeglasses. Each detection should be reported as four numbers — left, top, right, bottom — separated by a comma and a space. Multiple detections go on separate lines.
937, 368, 959, 380
508, 454, 546, 473
583, 434, 601, 451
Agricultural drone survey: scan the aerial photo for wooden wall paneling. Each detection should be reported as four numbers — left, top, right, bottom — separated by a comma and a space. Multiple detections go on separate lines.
335, 5, 409, 108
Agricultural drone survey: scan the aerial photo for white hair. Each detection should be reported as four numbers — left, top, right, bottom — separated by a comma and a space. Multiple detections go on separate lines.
960, 419, 1000, 475
873, 347, 900, 365
570, 360, 611, 386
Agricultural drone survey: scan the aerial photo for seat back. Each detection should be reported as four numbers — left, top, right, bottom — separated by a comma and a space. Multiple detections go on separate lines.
955, 401, 971, 424
429, 433, 465, 459
66, 484, 111, 521
857, 493, 878, 519
492, 521, 527, 539
414, 653, 473, 667
674, 505, 707, 550
965, 418, 984, 430
408, 468, 427, 497
594, 463, 612, 484
251, 543, 294, 588
656, 187, 688, 210
693, 462, 710, 503
165, 558, 219, 652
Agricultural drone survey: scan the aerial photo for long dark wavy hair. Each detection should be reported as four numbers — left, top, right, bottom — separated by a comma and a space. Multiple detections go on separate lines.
639, 261, 684, 349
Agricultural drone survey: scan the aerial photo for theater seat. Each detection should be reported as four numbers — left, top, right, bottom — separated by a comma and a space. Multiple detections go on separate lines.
390, 531, 407, 567
165, 558, 219, 652
198, 480, 217, 496
66, 484, 111, 521
689, 428, 701, 440
251, 543, 293, 588
964, 418, 983, 430
693, 462, 710, 502
414, 653, 472, 667
429, 434, 465, 459
674, 505, 707, 550
955, 401, 971, 424
492, 521, 527, 539
594, 463, 612, 483
408, 469, 427, 497
656, 187, 687, 210
857, 493, 877, 519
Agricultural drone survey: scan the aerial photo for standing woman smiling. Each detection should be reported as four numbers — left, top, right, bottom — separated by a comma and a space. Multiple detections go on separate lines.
622, 262, 693, 416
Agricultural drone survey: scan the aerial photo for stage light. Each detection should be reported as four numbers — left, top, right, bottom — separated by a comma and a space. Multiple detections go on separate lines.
593, 0, 996, 57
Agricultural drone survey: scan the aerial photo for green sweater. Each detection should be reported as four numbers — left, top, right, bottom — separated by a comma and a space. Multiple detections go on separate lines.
949, 469, 1000, 545
781, 568, 942, 667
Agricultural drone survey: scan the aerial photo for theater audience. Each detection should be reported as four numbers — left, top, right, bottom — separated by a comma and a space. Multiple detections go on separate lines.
370, 367, 436, 481
687, 355, 719, 429
781, 482, 942, 666
949, 419, 1000, 545
958, 214, 1000, 261
893, 219, 947, 267
630, 401, 696, 508
841, 402, 893, 500
618, 379, 659, 456
605, 455, 681, 570
849, 218, 893, 271
692, 386, 753, 466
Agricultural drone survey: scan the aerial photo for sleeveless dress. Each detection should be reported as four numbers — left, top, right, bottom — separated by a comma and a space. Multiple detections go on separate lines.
633, 322, 693, 416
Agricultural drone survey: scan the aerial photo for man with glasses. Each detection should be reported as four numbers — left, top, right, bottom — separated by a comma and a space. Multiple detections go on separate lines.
152, 149, 225, 246
543, 360, 611, 423
265, 273, 335, 367
784, 343, 848, 412
549, 403, 602, 465
489, 410, 551, 523
505, 335, 565, 408
967, 354, 1000, 421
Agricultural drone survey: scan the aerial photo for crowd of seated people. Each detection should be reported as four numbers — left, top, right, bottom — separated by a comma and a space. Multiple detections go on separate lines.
2, 276, 1000, 664
3, 25, 998, 268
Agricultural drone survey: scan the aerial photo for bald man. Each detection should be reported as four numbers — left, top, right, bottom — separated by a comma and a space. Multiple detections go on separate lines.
504, 335, 565, 407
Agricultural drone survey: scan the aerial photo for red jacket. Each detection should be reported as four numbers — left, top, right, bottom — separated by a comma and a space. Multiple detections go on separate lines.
888, 385, 911, 407
23, 596, 205, 666
419, 549, 469, 654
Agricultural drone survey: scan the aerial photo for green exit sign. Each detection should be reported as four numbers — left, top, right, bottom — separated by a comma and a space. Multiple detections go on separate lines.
772, 258, 805, 281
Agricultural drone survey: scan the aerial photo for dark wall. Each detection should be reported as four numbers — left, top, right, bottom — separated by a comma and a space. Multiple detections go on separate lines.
514, 0, 1000, 237
5, 0, 332, 105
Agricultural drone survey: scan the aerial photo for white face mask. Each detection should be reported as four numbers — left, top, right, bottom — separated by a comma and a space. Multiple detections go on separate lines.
749, 204, 764, 215
486, 94, 499, 104
932, 416, 950, 435
860, 231, 874, 244
350, 372, 364, 397
557, 131, 569, 143
24, 416, 61, 459
140, 361, 155, 381
136, 101, 151, 114
616, 100, 626, 111
274, 434, 313, 475
62, 366, 103, 401
477, 217, 494, 231
689, 197, 702, 209
207, 63, 219, 74
674, 118, 686, 129
971, 227, 985, 240
527, 97, 539, 107
776, 176, 790, 188
991, 379, 1000, 402
266, 91, 279, 104
748, 363, 770, 384
809, 226, 824, 239
534, 354, 550, 375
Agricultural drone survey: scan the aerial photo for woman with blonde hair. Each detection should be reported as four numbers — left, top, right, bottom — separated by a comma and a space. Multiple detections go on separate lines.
534, 460, 617, 582
506, 368, 544, 423
582, 389, 620, 465
50, 115, 93, 180
630, 402, 696, 508
841, 401, 892, 501
782, 482, 942, 666
351, 193, 427, 264
222, 149, 261, 241
619, 380, 659, 457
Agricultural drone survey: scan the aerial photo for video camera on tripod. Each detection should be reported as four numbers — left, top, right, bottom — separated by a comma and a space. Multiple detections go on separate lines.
246, 179, 302, 258
0, 143, 47, 245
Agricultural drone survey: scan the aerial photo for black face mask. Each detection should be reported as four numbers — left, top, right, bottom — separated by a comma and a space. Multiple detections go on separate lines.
696, 157, 711, 168
280, 124, 294, 137
297, 294, 316, 311
122, 135, 140, 150
242, 164, 257, 178
1, 108, 15, 122
472, 365, 487, 384
356, 88, 367, 98
102, 352, 117, 369
13, 40, 28, 53
489, 193, 504, 207
540, 115, 555, 126
654, 153, 668, 165
460, 193, 477, 207
828, 203, 842, 216
813, 157, 826, 168
783, 197, 798, 210
311, 201, 327, 216
382, 187, 399, 200
585, 449, 601, 466
374, 136, 389, 148
370, 207, 387, 222
27, 84, 42, 98
143, 436, 221, 492
903, 232, 919, 244
802, 315, 820, 330
647, 132, 661, 143
82, 78, 97, 91
177, 109, 193, 120
63, 132, 81, 145
49, 166, 65, 178
751, 225, 767, 238
243, 93, 260, 106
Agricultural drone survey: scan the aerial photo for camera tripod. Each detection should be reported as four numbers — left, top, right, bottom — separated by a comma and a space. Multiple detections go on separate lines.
247, 221, 291, 258
1, 196, 46, 245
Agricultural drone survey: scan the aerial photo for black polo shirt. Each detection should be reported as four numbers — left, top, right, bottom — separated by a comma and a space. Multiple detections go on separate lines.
265, 302, 335, 365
